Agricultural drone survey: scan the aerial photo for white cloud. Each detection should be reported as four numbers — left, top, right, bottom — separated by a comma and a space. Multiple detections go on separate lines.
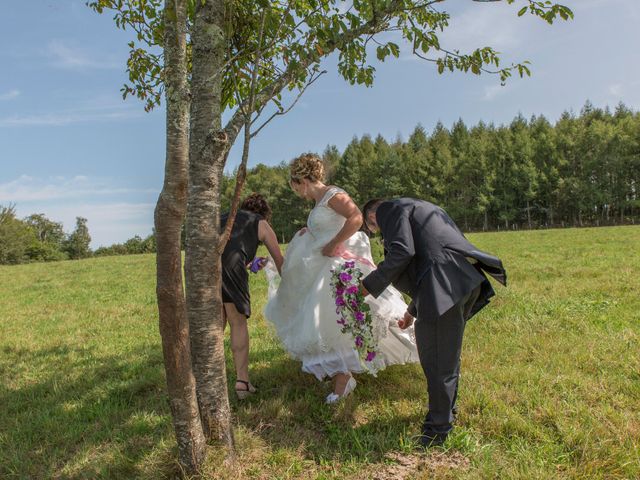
608, 83, 622, 97
0, 89, 148, 128
483, 82, 511, 101
0, 108, 143, 127
0, 89, 20, 101
439, 3, 528, 54
46, 39, 120, 70
0, 175, 155, 203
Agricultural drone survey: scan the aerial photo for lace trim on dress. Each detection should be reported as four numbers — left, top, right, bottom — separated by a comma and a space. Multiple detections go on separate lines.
318, 186, 346, 207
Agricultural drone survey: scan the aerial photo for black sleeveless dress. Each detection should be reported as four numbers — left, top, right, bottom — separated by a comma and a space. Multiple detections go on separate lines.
221, 209, 261, 317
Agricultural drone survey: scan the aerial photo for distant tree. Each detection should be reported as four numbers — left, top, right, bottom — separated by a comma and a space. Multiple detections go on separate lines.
64, 217, 92, 259
0, 205, 37, 264
24, 214, 66, 245
322, 145, 341, 183
122, 234, 156, 254
24, 213, 68, 261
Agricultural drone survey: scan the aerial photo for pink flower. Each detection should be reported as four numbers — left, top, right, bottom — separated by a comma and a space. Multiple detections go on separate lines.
355, 311, 365, 322
366, 351, 376, 362
336, 286, 345, 295
355, 336, 363, 348
335, 296, 345, 306
339, 272, 352, 283
344, 260, 355, 268
346, 285, 358, 294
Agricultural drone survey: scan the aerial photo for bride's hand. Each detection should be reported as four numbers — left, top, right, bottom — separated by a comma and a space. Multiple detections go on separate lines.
398, 311, 415, 330
321, 240, 339, 257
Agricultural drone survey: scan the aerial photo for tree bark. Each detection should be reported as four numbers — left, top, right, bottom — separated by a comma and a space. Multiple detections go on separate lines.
185, 0, 235, 450
155, 0, 206, 474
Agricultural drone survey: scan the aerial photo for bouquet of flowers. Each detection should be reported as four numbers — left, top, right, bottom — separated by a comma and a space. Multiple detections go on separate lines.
330, 260, 378, 365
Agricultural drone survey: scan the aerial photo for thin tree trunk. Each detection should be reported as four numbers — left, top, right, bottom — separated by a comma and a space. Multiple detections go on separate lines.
185, 0, 235, 451
155, 0, 206, 474
219, 10, 266, 253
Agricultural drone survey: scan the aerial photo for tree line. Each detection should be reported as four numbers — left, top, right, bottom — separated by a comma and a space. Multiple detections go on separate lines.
2, 100, 638, 265
0, 205, 155, 265
222, 101, 640, 241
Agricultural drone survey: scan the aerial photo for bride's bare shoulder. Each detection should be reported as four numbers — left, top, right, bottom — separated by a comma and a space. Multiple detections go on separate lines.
327, 185, 349, 196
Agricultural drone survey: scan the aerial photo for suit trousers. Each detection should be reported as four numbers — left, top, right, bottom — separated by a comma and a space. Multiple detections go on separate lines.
414, 284, 482, 436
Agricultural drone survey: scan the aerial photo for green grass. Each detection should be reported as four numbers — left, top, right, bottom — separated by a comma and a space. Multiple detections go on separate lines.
1, 226, 639, 479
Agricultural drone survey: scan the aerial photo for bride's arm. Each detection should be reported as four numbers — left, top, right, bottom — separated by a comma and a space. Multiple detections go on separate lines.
321, 193, 363, 257
258, 220, 284, 275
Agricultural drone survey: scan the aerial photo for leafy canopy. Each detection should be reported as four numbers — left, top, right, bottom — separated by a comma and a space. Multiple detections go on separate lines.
88, 0, 573, 112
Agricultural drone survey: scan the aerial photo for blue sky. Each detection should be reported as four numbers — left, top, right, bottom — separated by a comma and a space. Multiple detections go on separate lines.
1, 0, 639, 247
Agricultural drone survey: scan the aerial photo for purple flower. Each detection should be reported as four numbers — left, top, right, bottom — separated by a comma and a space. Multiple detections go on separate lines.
335, 296, 345, 306
355, 311, 365, 322
355, 336, 363, 348
336, 286, 345, 295
346, 285, 358, 294
344, 261, 355, 268
337, 317, 346, 325
349, 300, 358, 309
339, 272, 352, 283
365, 351, 376, 362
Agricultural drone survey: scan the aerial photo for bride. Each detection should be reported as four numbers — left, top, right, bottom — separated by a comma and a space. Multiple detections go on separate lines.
264, 153, 419, 403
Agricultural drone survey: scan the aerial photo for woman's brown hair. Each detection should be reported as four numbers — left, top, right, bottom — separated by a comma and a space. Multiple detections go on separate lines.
289, 152, 325, 183
241, 193, 272, 221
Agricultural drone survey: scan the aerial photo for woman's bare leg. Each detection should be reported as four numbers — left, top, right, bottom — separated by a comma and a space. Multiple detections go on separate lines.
224, 303, 251, 387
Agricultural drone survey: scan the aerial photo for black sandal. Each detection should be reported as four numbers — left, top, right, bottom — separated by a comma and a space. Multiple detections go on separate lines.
235, 380, 257, 400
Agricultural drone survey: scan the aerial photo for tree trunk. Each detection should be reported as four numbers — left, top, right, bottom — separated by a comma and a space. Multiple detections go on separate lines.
155, 0, 206, 474
185, 0, 235, 450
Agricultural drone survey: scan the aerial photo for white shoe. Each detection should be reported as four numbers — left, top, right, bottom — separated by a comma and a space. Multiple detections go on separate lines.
325, 376, 357, 404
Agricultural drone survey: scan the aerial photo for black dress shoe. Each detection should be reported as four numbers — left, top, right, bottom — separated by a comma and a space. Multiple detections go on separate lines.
418, 431, 447, 448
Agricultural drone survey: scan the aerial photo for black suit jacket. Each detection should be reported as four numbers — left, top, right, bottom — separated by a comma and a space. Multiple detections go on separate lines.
362, 198, 506, 321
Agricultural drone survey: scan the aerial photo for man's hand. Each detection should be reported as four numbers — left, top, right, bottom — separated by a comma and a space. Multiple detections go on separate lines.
398, 310, 414, 330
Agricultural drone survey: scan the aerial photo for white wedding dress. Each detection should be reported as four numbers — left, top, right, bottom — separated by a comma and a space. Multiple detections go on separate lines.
264, 187, 419, 380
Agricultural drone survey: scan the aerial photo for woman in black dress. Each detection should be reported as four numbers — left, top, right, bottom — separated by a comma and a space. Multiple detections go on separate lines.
221, 193, 283, 399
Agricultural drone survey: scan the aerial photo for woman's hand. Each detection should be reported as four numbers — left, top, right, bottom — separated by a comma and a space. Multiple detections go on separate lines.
398, 311, 415, 330
321, 240, 339, 257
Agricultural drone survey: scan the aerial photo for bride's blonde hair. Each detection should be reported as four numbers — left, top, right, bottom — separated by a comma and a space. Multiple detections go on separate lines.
290, 153, 325, 183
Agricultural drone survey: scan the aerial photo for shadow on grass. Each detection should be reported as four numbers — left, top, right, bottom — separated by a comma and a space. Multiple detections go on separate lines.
1, 340, 427, 478
229, 344, 427, 465
0, 344, 179, 479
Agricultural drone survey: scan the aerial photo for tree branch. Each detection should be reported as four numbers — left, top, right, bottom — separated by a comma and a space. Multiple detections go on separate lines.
223, 0, 404, 146
217, 8, 267, 254
250, 69, 326, 139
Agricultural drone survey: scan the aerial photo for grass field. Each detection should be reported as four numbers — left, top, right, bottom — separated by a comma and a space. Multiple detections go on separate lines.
1, 226, 639, 479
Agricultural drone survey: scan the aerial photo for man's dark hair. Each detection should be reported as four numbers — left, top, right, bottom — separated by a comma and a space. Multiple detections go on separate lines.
241, 193, 272, 221
362, 198, 383, 219
361, 198, 384, 235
